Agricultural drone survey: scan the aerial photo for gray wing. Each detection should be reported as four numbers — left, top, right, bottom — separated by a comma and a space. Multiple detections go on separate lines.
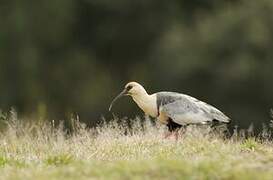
157, 92, 230, 125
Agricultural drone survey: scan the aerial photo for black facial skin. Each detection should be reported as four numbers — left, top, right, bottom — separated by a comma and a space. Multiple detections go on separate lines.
126, 85, 133, 92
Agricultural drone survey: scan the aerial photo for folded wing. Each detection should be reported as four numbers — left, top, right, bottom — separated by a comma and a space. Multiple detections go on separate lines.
159, 93, 230, 125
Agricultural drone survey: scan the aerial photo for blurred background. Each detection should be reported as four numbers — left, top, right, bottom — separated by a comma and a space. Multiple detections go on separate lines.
0, 0, 273, 130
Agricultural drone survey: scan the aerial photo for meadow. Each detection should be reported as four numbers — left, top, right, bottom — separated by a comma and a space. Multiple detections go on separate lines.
0, 111, 272, 180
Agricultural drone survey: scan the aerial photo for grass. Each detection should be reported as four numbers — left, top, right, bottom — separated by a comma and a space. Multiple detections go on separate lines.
0, 112, 272, 179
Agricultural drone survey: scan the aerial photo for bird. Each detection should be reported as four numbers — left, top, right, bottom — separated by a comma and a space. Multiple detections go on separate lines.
109, 82, 231, 137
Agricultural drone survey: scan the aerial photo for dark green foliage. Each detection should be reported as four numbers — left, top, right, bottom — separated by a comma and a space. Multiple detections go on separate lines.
0, 0, 272, 129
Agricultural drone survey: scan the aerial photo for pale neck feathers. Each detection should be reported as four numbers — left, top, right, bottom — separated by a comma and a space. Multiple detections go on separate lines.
131, 92, 157, 117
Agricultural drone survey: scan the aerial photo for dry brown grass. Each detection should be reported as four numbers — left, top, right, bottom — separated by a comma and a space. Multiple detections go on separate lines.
0, 110, 272, 179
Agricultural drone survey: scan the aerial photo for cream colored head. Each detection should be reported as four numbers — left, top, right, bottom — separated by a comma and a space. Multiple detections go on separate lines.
109, 82, 148, 111
124, 82, 147, 97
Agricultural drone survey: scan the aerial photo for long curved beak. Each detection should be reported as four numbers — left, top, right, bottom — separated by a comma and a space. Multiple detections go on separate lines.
109, 89, 128, 111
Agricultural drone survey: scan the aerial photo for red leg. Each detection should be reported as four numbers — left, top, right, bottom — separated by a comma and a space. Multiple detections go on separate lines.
164, 131, 172, 139
174, 130, 179, 141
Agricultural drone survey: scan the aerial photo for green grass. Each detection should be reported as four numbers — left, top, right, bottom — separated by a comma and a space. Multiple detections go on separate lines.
0, 113, 272, 179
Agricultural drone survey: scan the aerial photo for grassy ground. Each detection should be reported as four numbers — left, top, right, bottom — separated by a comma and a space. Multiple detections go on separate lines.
0, 112, 272, 180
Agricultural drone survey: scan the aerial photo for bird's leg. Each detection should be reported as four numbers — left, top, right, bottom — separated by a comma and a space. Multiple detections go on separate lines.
171, 126, 187, 140
164, 131, 173, 139
181, 126, 187, 135
164, 118, 182, 140
174, 129, 179, 141
178, 125, 188, 139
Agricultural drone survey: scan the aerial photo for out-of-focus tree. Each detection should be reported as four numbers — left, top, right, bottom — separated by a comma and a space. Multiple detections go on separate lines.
0, 0, 272, 129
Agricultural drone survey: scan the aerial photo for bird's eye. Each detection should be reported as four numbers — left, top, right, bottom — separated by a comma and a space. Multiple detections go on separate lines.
126, 85, 133, 91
